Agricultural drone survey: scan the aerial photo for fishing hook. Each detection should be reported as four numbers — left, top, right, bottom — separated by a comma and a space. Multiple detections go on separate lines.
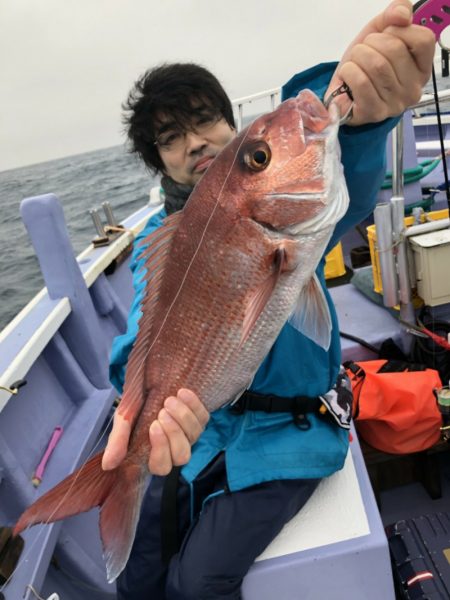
323, 83, 354, 125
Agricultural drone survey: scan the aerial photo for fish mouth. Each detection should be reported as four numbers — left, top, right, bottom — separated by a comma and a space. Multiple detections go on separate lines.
266, 192, 325, 201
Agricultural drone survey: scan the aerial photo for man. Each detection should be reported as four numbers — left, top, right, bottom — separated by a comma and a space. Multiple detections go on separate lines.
103, 1, 435, 598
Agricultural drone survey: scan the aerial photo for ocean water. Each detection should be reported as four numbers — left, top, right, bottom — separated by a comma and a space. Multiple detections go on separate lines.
0, 145, 159, 331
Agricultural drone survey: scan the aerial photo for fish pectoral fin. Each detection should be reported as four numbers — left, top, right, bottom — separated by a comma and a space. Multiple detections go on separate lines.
288, 274, 332, 350
240, 247, 287, 347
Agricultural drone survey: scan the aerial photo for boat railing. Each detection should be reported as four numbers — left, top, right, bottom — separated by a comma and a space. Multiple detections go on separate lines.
391, 87, 450, 197
232, 85, 450, 129
0, 198, 161, 414
232, 87, 281, 130
411, 87, 450, 112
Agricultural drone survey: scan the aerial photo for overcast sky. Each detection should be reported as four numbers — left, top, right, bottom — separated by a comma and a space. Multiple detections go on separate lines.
1, 0, 387, 171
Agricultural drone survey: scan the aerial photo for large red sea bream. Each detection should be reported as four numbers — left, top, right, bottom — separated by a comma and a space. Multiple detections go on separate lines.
14, 89, 349, 581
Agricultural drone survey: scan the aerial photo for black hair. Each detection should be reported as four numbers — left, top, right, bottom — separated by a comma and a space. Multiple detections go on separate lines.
122, 63, 235, 174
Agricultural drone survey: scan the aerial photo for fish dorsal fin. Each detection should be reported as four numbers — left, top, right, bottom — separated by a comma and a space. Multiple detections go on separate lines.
288, 274, 332, 351
240, 247, 286, 347
119, 212, 182, 422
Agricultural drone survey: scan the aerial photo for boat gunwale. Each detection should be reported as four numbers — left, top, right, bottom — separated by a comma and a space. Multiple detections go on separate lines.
0, 201, 162, 413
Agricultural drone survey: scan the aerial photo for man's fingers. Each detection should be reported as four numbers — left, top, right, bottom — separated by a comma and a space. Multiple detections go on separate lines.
341, 0, 412, 61
363, 33, 413, 92
154, 408, 192, 467
349, 41, 403, 103
102, 412, 131, 470
329, 15, 435, 126
147, 389, 208, 475
107, 388, 209, 476
364, 0, 412, 39
148, 420, 173, 475
175, 388, 210, 428
379, 0, 412, 30
383, 25, 435, 84
163, 396, 203, 444
341, 39, 408, 121
337, 61, 389, 125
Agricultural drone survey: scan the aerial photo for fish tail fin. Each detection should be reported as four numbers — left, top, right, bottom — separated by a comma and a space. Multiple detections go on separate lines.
100, 462, 148, 582
14, 453, 148, 582
14, 453, 115, 534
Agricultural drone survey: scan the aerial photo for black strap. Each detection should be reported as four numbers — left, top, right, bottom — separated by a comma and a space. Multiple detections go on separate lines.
232, 390, 321, 414
231, 390, 323, 430
377, 359, 426, 373
344, 361, 365, 419
160, 465, 181, 565
343, 360, 366, 379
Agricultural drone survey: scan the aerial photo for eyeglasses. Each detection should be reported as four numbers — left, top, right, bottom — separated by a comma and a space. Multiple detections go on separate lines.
154, 112, 223, 152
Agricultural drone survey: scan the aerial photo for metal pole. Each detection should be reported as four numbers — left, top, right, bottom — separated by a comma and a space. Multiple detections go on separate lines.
391, 119, 404, 198
390, 120, 415, 331
89, 209, 105, 237
374, 203, 399, 307
102, 201, 118, 227
238, 105, 243, 132
391, 197, 414, 312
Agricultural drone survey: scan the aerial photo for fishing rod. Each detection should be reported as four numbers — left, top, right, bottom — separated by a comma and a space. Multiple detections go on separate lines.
413, 0, 450, 215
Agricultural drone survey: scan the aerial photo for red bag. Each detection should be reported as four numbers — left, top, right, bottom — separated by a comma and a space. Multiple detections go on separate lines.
346, 359, 443, 454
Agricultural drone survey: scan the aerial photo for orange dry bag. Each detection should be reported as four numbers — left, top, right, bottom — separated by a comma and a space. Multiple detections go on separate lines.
345, 359, 443, 454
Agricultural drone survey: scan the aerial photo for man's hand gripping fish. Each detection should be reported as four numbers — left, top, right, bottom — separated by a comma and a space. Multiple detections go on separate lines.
14, 90, 349, 582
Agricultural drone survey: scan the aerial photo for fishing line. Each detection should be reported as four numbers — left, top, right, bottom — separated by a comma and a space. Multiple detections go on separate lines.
424, 62, 447, 374
431, 63, 450, 210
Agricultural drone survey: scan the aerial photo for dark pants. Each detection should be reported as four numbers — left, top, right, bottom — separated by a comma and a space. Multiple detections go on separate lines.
116, 454, 319, 600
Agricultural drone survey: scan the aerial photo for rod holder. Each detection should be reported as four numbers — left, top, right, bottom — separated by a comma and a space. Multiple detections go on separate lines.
374, 203, 399, 307
391, 196, 411, 305
391, 119, 404, 198
89, 208, 105, 237
102, 201, 118, 227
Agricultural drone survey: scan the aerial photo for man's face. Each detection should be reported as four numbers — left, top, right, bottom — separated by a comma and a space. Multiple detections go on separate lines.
154, 107, 236, 187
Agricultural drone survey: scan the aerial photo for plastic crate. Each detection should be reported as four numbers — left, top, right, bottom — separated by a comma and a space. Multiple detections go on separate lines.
367, 209, 449, 294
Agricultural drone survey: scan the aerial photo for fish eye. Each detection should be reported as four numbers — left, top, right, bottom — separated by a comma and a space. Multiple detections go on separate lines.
243, 142, 271, 171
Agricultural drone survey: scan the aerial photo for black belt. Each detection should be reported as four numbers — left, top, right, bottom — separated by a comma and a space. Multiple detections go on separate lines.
230, 390, 324, 430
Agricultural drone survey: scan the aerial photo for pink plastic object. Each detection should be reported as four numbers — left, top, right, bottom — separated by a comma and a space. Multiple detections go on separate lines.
32, 426, 64, 486
413, 0, 450, 41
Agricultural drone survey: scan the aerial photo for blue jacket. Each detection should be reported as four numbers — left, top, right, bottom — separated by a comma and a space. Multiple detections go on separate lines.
110, 62, 397, 492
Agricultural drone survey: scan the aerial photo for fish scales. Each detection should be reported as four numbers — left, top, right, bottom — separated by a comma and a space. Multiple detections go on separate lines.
144, 213, 278, 408
14, 90, 350, 583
